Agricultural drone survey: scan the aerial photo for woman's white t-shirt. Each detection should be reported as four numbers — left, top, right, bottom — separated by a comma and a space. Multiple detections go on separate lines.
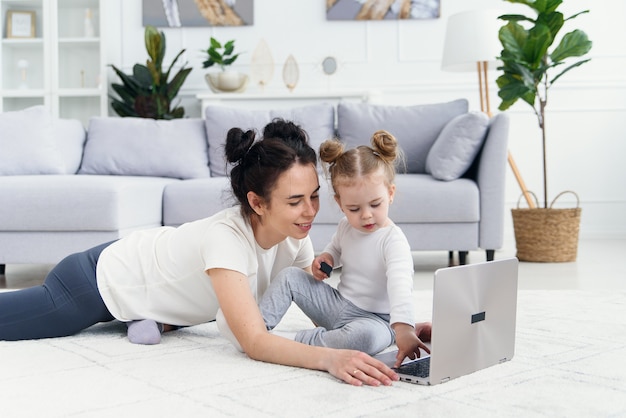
96, 206, 314, 326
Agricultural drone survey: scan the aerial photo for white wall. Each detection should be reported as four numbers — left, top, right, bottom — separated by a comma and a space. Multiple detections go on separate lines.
112, 0, 626, 239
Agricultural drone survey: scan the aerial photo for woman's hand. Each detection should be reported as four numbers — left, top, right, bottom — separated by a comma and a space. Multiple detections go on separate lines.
210, 267, 397, 386
392, 322, 431, 368
324, 349, 399, 387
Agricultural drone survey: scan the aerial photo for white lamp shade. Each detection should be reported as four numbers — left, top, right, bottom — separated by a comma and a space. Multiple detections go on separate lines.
441, 9, 505, 72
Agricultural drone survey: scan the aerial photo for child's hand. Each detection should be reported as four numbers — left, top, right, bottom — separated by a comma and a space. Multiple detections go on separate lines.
312, 254, 334, 281
414, 321, 432, 343
392, 323, 431, 368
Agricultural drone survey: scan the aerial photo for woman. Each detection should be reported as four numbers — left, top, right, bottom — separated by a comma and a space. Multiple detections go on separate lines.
0, 119, 398, 387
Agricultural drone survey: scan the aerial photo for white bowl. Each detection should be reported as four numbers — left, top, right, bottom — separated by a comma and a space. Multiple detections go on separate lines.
205, 72, 249, 93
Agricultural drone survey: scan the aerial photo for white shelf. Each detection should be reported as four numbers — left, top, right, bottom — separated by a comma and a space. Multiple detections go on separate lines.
196, 89, 374, 113
0, 0, 107, 125
1, 88, 45, 97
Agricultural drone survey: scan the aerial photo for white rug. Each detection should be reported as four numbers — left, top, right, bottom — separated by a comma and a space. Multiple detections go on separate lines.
1, 290, 625, 418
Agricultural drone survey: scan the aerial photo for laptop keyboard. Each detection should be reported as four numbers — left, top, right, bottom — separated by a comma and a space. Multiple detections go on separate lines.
395, 357, 430, 378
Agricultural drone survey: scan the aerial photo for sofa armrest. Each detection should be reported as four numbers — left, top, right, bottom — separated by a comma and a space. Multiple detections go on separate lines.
475, 113, 510, 250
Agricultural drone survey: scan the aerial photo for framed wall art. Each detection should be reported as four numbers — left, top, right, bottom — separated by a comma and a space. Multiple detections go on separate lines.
6, 10, 36, 38
326, 0, 440, 21
143, 0, 254, 27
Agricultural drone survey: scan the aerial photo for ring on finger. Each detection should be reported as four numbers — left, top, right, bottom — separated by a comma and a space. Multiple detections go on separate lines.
352, 369, 360, 375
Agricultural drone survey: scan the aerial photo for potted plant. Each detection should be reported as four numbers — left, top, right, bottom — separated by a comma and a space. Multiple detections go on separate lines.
496, 0, 592, 262
110, 25, 192, 119
202, 37, 248, 92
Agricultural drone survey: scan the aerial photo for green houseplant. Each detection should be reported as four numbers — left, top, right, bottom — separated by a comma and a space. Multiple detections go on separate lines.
496, 0, 592, 262
497, 0, 592, 208
202, 37, 241, 71
202, 37, 248, 92
110, 25, 192, 119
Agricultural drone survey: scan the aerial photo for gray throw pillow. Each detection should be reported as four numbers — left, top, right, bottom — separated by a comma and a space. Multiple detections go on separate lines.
0, 105, 65, 175
79, 117, 210, 179
204, 103, 335, 177
337, 99, 468, 173
425, 111, 490, 181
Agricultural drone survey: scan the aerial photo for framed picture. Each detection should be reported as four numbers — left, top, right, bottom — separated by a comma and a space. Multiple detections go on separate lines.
6, 10, 36, 38
142, 0, 254, 27
327, 0, 440, 20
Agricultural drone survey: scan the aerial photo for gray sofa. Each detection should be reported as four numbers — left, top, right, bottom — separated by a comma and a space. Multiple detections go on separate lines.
0, 99, 509, 272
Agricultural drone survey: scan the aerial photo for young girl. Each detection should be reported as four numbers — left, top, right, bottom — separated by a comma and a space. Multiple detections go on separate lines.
258, 130, 432, 369
0, 120, 398, 387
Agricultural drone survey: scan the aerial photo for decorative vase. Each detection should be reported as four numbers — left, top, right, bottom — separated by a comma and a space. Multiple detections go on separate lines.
84, 8, 95, 37
205, 72, 249, 93
282, 54, 299, 92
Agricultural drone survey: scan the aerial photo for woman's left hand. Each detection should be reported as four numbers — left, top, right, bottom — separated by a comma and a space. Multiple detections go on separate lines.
324, 349, 399, 387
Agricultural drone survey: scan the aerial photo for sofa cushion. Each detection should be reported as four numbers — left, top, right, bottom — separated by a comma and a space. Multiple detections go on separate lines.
0, 175, 176, 231
336, 99, 468, 173
162, 177, 233, 226
205, 103, 335, 176
0, 106, 66, 175
79, 117, 210, 179
425, 111, 490, 181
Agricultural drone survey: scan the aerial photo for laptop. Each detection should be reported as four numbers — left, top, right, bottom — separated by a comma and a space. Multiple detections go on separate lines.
375, 257, 519, 385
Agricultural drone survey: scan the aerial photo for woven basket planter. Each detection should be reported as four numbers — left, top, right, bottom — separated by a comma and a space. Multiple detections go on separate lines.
511, 191, 581, 262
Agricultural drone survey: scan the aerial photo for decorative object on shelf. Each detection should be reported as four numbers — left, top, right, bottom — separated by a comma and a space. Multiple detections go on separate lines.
17, 59, 29, 89
282, 54, 299, 92
250, 39, 274, 91
496, 0, 592, 262
326, 0, 440, 20
6, 10, 36, 38
84, 8, 95, 37
110, 25, 192, 119
205, 73, 249, 93
202, 37, 247, 92
321, 56, 337, 75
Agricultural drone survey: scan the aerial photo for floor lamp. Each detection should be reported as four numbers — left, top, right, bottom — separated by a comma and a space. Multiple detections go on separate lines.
442, 9, 535, 209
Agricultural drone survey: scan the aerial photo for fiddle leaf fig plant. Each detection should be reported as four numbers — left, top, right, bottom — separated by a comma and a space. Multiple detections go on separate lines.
202, 37, 241, 71
110, 25, 192, 119
496, 0, 592, 208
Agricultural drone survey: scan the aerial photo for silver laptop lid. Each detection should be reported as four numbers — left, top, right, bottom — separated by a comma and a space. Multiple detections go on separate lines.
428, 258, 519, 385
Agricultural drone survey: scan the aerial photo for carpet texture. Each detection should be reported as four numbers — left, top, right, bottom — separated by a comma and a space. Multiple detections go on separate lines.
1, 290, 625, 417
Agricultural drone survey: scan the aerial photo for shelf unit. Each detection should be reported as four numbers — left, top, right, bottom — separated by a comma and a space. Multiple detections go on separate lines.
0, 0, 107, 126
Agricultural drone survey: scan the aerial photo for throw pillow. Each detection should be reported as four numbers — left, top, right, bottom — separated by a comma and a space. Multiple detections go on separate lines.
79, 117, 210, 179
425, 111, 490, 181
204, 104, 335, 177
0, 105, 66, 175
337, 99, 469, 173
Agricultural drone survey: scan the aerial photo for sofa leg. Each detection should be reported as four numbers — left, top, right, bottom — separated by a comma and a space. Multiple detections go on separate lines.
448, 251, 454, 267
0, 264, 5, 275
486, 250, 495, 261
459, 251, 468, 265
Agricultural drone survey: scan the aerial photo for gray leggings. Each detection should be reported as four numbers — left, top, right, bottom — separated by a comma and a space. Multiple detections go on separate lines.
259, 266, 395, 355
0, 241, 115, 340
